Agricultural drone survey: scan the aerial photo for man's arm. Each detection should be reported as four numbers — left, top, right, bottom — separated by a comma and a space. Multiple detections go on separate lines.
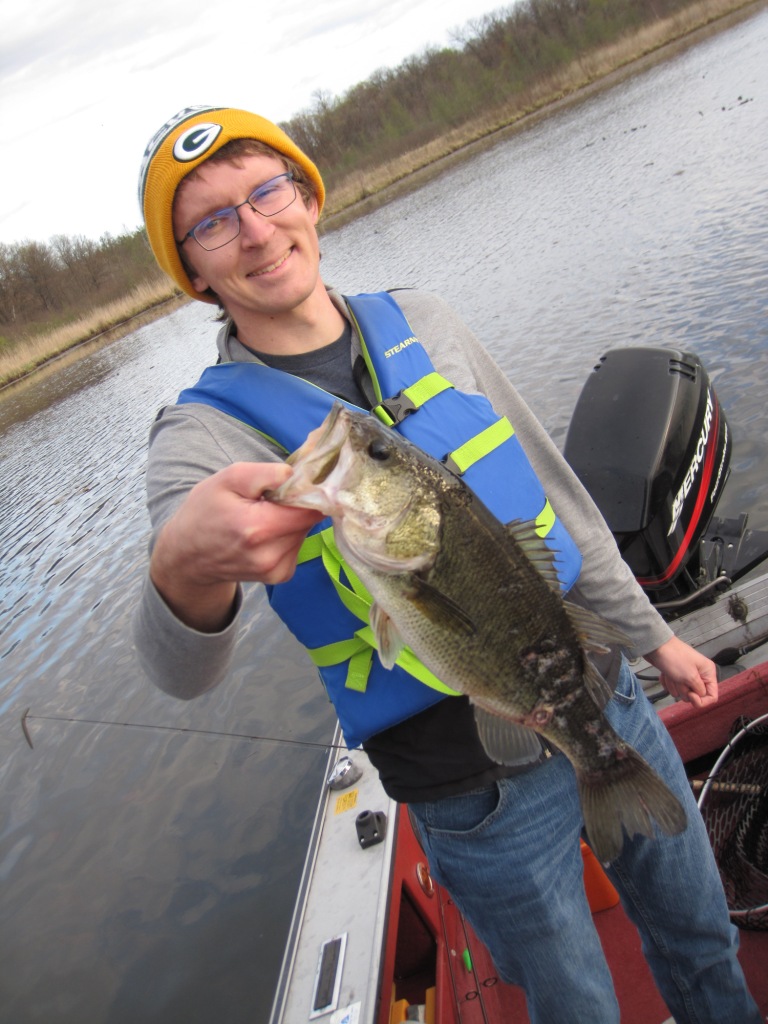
644, 635, 719, 708
134, 403, 316, 698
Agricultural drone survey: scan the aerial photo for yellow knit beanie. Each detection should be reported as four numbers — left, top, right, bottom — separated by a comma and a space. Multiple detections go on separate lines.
138, 106, 325, 301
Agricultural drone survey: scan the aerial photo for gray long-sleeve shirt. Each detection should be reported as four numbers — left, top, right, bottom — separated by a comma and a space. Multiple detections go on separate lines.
134, 288, 672, 799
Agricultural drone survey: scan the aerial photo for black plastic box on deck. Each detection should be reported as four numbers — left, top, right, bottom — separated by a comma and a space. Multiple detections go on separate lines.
563, 347, 731, 606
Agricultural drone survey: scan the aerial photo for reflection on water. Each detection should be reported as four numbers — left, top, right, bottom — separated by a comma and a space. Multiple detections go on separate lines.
1, 9, 768, 1021
0, 303, 339, 1021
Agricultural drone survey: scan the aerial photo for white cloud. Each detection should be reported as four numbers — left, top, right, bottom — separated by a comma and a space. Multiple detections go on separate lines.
0, 0, 512, 245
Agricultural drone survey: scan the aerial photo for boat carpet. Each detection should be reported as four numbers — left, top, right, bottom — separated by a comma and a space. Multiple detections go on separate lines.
449, 895, 768, 1023
390, 669, 768, 1023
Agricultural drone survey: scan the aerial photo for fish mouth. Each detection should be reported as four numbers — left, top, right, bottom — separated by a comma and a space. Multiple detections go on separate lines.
309, 447, 340, 484
285, 403, 346, 478
269, 405, 354, 510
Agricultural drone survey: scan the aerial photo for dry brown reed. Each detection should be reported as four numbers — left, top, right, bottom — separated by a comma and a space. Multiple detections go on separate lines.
0, 278, 180, 388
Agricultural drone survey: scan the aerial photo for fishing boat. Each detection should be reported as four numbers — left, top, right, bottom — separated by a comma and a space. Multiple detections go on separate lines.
269, 348, 768, 1024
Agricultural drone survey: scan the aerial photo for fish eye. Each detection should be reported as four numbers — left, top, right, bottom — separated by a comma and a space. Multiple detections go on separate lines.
367, 439, 391, 461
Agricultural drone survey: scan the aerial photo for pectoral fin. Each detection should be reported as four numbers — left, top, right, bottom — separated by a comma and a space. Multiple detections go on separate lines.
582, 659, 615, 710
405, 577, 477, 636
370, 602, 406, 669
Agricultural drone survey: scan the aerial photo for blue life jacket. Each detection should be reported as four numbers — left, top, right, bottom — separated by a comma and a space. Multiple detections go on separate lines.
177, 292, 582, 748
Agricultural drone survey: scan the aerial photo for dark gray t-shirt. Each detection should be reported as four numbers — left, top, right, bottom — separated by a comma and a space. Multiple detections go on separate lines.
247, 322, 370, 411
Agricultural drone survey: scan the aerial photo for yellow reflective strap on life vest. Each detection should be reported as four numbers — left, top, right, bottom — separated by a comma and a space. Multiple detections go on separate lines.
321, 544, 372, 623
249, 428, 289, 454
373, 372, 454, 424
373, 404, 396, 426
535, 498, 556, 539
305, 633, 373, 693
296, 532, 325, 564
299, 528, 373, 622
346, 646, 374, 692
301, 529, 460, 696
356, 625, 460, 696
309, 635, 367, 667
445, 417, 514, 475
308, 624, 459, 696
347, 302, 384, 403
403, 371, 453, 407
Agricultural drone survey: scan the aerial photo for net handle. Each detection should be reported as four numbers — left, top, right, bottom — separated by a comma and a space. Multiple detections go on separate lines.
697, 711, 768, 811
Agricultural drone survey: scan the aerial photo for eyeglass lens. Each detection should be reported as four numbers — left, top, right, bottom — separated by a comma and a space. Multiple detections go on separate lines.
192, 174, 296, 250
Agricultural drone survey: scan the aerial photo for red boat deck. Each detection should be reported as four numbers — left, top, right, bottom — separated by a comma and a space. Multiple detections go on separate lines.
428, 880, 768, 1024
379, 667, 768, 1024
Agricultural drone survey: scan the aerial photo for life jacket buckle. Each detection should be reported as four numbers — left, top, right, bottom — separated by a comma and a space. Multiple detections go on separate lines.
380, 390, 418, 424
442, 452, 464, 476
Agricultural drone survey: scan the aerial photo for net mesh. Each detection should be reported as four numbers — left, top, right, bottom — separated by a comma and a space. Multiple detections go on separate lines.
697, 714, 768, 930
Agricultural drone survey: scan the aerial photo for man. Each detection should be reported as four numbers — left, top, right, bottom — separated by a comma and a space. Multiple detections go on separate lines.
135, 106, 760, 1023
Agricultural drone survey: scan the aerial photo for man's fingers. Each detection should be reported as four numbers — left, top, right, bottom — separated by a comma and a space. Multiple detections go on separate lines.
221, 460, 294, 500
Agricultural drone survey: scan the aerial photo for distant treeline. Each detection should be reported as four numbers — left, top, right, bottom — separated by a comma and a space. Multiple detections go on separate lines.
0, 0, 732, 351
0, 230, 165, 349
283, 0, 701, 183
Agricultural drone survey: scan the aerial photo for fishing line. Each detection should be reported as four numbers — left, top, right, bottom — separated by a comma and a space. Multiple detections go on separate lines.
20, 708, 347, 753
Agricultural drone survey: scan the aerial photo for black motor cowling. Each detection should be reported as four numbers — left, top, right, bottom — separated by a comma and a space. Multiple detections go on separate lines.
563, 348, 731, 607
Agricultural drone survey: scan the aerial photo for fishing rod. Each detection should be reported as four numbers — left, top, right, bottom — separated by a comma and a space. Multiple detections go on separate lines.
20, 707, 348, 753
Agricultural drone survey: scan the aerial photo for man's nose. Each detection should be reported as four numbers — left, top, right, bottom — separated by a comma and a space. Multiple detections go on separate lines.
237, 202, 275, 245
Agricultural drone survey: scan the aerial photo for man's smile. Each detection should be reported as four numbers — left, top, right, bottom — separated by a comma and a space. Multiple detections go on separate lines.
248, 248, 293, 277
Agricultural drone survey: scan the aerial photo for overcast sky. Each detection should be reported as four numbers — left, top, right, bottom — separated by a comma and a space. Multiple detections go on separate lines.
1, 0, 512, 247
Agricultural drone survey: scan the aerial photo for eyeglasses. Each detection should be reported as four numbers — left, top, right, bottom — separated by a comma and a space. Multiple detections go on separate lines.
177, 173, 297, 251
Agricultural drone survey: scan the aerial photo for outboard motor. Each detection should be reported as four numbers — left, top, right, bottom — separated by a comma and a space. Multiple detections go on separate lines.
564, 348, 733, 613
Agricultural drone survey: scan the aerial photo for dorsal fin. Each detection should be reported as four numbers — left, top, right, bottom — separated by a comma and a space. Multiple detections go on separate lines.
504, 519, 561, 591
562, 600, 631, 654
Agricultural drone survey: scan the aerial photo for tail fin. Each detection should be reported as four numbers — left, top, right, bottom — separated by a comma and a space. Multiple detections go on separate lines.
578, 750, 687, 864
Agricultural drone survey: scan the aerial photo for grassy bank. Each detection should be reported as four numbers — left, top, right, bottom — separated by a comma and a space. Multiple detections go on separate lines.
0, 280, 185, 390
1, 0, 763, 392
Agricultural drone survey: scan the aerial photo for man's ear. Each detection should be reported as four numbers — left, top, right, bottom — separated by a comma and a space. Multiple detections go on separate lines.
190, 270, 211, 294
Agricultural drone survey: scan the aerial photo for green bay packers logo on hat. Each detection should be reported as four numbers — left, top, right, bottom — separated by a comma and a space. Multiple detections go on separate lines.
173, 123, 222, 163
137, 104, 222, 209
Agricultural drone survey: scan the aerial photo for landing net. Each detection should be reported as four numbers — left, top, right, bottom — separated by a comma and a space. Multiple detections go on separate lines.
697, 713, 768, 931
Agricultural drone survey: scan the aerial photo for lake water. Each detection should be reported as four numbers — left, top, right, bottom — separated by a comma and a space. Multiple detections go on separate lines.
1, 10, 767, 1021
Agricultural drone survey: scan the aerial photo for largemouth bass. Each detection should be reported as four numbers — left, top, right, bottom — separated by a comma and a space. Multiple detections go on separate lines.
268, 405, 686, 862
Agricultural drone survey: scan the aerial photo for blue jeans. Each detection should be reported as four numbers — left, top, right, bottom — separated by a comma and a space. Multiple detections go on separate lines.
408, 660, 761, 1024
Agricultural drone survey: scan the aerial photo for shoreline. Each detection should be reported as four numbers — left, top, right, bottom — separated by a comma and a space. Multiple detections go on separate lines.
320, 0, 766, 230
2, 0, 764, 394
0, 293, 189, 393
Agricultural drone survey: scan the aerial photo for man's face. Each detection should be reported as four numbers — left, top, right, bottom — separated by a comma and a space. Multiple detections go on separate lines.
173, 152, 322, 327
